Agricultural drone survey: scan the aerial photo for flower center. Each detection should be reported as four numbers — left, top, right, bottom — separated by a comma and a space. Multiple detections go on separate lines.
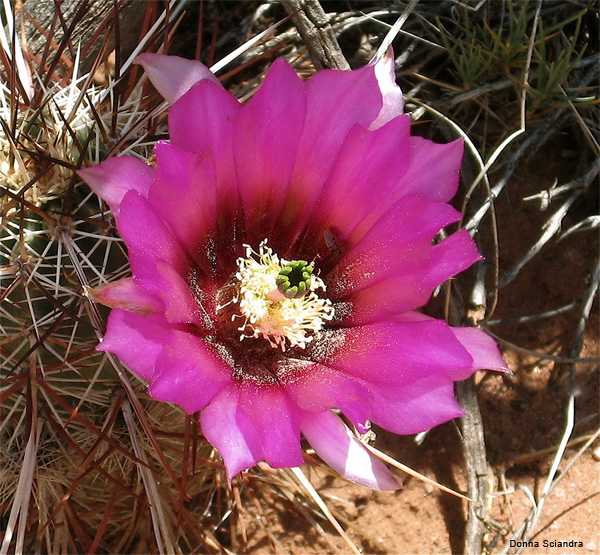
222, 240, 334, 351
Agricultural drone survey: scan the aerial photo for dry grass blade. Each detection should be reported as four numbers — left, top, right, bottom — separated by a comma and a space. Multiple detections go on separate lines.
363, 442, 475, 503
121, 398, 176, 554
519, 0, 542, 130
481, 330, 599, 365
0, 0, 33, 101
373, 0, 419, 61
289, 467, 361, 555
210, 15, 291, 75
0, 339, 40, 555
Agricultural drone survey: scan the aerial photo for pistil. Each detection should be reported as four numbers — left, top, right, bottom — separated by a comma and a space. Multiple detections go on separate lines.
276, 260, 313, 298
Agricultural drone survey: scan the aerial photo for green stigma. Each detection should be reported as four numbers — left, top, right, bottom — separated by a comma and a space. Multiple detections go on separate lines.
276, 260, 313, 299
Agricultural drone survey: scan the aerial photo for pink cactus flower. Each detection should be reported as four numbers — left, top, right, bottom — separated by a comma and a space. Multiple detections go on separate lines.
79, 50, 506, 490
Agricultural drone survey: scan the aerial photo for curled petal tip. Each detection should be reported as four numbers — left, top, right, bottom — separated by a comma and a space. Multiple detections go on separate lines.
451, 327, 509, 374
84, 278, 162, 315
302, 411, 401, 491
78, 156, 154, 212
370, 45, 395, 66
135, 52, 221, 105
370, 47, 404, 129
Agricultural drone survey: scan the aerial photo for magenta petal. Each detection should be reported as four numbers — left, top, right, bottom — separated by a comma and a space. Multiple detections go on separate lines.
422, 228, 481, 287
335, 282, 417, 326
337, 274, 435, 325
369, 47, 404, 129
233, 59, 306, 244
168, 80, 242, 242
326, 196, 461, 295
98, 310, 169, 380
200, 385, 262, 480
279, 360, 372, 430
78, 156, 154, 212
302, 62, 382, 148
321, 137, 464, 250
169, 79, 240, 162
149, 143, 217, 268
450, 327, 509, 377
238, 385, 304, 469
398, 137, 464, 203
147, 261, 204, 326
115, 191, 189, 281
149, 331, 230, 413
339, 229, 481, 325
87, 278, 162, 315
301, 410, 400, 490
277, 63, 387, 242
135, 53, 220, 105
366, 375, 464, 435
303, 116, 412, 250
311, 320, 473, 386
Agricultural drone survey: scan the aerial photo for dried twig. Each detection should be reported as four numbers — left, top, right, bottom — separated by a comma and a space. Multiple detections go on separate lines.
279, 0, 349, 70
455, 378, 495, 554
498, 160, 600, 290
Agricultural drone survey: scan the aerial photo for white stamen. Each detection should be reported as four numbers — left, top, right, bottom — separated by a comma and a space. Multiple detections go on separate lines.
226, 240, 334, 351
